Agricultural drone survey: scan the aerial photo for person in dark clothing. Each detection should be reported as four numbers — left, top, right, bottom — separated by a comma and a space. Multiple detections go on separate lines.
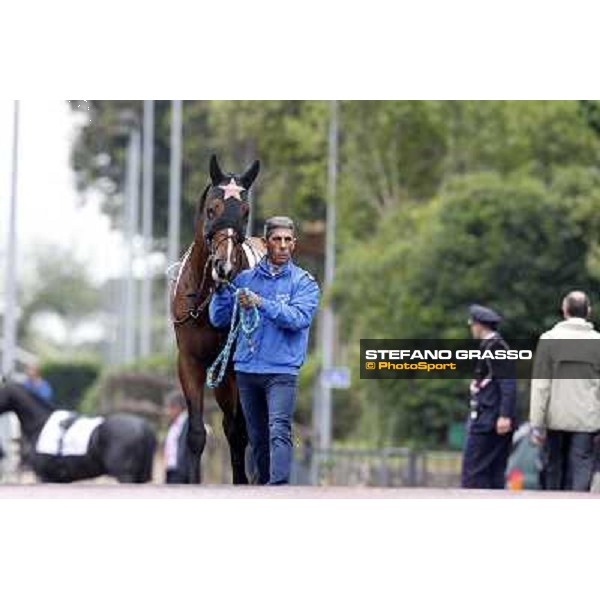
164, 390, 190, 484
461, 304, 517, 489
22, 364, 56, 409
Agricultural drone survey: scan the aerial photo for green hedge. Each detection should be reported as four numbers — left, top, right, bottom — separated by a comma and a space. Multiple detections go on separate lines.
81, 353, 177, 426
40, 359, 102, 410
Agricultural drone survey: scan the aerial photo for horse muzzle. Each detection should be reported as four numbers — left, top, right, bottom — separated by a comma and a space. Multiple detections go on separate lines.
212, 259, 233, 283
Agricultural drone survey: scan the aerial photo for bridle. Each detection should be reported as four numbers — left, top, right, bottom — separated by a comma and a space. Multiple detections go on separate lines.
172, 229, 245, 327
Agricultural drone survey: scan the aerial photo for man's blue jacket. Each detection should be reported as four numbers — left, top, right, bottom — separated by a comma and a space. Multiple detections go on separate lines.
209, 258, 320, 375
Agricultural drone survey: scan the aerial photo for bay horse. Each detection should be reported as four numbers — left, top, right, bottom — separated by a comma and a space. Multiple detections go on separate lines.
170, 155, 265, 484
0, 382, 156, 483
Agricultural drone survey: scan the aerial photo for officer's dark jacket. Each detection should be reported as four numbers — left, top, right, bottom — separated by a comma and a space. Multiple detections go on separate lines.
470, 334, 517, 433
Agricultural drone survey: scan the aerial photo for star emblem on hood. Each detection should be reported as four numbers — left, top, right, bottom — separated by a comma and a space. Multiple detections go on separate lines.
219, 178, 246, 201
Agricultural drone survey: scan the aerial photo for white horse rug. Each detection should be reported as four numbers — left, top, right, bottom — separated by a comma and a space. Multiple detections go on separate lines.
36, 410, 105, 456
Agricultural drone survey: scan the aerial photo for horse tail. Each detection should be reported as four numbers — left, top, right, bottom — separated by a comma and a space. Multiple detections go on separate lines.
139, 426, 157, 483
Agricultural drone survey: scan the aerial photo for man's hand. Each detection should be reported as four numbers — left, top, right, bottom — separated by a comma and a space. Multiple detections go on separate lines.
238, 290, 261, 309
496, 416, 512, 435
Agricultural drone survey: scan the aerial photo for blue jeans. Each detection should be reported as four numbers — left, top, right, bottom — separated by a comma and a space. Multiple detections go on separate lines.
236, 372, 297, 485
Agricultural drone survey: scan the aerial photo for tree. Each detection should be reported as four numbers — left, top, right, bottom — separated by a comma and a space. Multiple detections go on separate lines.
333, 170, 600, 446
19, 245, 101, 353
68, 101, 600, 447
579, 100, 600, 137
69, 100, 330, 247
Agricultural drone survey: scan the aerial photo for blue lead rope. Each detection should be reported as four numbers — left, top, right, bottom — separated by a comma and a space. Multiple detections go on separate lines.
206, 285, 261, 388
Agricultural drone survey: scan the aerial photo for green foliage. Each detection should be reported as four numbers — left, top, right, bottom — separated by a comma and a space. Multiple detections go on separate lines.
19, 245, 100, 341
334, 169, 600, 447
40, 359, 101, 411
81, 353, 177, 417
70, 100, 329, 247
69, 100, 600, 448
579, 100, 600, 137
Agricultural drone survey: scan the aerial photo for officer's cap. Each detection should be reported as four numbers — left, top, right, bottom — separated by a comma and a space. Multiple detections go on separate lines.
264, 216, 295, 239
468, 304, 502, 326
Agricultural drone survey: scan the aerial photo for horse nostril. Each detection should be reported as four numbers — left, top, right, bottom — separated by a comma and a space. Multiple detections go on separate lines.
216, 260, 233, 279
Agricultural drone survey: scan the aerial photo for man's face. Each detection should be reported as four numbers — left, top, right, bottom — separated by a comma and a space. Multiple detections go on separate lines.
264, 227, 296, 266
468, 320, 484, 340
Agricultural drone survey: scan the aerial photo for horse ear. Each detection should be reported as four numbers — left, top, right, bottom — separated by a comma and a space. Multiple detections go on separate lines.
240, 159, 260, 190
209, 154, 225, 184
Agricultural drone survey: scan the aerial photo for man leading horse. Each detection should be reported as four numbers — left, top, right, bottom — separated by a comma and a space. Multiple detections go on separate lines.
209, 216, 320, 484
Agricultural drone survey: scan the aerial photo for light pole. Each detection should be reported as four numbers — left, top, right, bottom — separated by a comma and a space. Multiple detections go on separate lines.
167, 100, 183, 267
2, 101, 19, 379
1, 101, 20, 481
165, 100, 183, 345
124, 127, 141, 364
314, 100, 339, 465
140, 100, 154, 358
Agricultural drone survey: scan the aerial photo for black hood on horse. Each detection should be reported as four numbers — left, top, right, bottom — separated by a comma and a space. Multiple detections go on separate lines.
201, 154, 260, 242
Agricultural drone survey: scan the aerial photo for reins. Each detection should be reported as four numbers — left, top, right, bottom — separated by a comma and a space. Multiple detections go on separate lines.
172, 258, 214, 326
206, 283, 261, 389
171, 232, 241, 326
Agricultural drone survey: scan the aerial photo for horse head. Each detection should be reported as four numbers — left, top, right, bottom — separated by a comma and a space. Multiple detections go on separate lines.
199, 154, 260, 282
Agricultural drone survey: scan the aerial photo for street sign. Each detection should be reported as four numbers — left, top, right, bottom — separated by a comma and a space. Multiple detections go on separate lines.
321, 366, 351, 389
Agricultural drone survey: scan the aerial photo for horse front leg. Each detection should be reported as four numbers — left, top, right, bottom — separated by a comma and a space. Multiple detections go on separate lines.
178, 353, 207, 484
215, 371, 250, 485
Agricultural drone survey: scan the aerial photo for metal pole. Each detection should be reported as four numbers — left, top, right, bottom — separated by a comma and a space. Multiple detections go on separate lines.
2, 101, 19, 379
166, 100, 183, 345
124, 128, 141, 363
167, 100, 182, 266
1, 101, 20, 481
140, 100, 154, 357
318, 100, 339, 451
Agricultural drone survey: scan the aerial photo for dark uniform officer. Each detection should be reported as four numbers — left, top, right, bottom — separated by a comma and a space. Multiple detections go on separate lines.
461, 304, 517, 489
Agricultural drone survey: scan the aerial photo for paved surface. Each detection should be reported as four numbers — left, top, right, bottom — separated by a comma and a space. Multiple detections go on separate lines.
0, 484, 597, 499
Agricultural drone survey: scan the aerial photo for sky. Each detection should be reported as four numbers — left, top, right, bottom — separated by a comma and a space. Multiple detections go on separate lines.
0, 100, 127, 287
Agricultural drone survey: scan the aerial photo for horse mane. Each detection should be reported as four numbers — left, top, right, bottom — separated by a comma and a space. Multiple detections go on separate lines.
194, 183, 211, 229
14, 383, 54, 414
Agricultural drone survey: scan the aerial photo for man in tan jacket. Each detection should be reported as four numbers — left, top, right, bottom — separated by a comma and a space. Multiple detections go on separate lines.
530, 291, 600, 491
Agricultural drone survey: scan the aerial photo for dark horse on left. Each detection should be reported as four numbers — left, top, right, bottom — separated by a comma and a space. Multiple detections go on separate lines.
171, 155, 265, 484
0, 382, 156, 483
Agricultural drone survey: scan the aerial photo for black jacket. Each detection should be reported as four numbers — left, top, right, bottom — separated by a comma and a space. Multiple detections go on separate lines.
469, 333, 517, 433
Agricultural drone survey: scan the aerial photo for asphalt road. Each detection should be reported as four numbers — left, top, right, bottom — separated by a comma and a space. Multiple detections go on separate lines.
0, 485, 597, 499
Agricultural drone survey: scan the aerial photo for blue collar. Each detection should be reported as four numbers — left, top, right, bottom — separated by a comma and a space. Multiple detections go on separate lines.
258, 256, 292, 278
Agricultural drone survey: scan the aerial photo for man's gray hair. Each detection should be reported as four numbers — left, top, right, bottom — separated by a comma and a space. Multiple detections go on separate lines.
264, 216, 295, 239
